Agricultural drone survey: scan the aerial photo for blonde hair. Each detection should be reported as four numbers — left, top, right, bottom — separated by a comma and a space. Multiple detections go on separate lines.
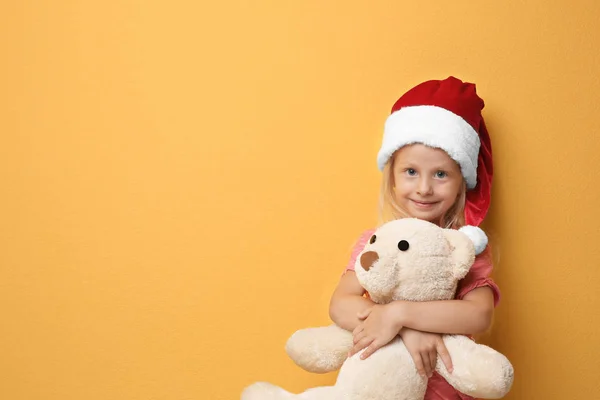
377, 156, 467, 229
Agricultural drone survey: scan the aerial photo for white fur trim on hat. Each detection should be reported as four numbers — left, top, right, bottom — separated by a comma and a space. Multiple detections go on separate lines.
377, 105, 481, 189
458, 225, 488, 255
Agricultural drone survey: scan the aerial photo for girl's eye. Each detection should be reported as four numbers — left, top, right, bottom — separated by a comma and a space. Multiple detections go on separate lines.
406, 168, 417, 176
435, 171, 447, 178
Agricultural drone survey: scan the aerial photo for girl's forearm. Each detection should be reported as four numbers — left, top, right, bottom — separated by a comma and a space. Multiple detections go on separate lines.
393, 298, 493, 335
329, 294, 375, 332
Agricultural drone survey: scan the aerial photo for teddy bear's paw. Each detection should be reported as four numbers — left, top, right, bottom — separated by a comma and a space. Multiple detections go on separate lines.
285, 325, 353, 373
470, 348, 514, 399
241, 382, 294, 400
438, 336, 514, 399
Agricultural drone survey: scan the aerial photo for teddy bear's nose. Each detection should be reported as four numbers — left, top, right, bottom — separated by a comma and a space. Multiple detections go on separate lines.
360, 251, 379, 271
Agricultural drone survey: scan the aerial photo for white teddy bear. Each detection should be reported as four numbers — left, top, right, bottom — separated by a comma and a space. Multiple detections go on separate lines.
242, 218, 514, 400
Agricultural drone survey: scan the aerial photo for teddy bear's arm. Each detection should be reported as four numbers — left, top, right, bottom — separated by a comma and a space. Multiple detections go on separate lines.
436, 335, 514, 399
285, 325, 354, 373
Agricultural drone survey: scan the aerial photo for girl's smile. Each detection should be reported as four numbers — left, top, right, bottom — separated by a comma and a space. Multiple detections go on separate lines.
410, 200, 438, 208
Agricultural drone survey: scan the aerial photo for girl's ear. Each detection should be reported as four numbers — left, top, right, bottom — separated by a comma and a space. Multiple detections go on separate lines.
443, 230, 476, 280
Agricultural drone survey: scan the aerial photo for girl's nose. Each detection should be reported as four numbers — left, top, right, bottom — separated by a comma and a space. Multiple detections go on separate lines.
417, 177, 433, 195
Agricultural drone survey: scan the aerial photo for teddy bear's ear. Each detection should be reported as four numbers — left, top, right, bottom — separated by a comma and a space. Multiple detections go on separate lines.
444, 230, 476, 280
458, 226, 488, 256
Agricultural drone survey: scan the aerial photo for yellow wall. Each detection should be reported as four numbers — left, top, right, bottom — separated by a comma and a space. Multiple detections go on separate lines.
2, 1, 599, 399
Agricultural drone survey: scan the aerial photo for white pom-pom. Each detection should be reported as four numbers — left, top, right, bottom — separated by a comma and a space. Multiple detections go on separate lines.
459, 226, 488, 255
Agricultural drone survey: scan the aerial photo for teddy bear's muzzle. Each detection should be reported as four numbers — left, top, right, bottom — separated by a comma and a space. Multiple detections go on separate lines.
360, 251, 379, 271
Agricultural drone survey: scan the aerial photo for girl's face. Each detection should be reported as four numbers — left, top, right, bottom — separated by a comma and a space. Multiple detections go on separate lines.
392, 144, 464, 225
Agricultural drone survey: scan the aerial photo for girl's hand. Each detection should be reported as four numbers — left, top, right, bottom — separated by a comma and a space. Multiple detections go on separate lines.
398, 328, 453, 378
348, 303, 403, 359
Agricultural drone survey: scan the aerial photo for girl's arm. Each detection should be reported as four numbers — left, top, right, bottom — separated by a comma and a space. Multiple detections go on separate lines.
329, 271, 375, 332
393, 286, 495, 335
348, 287, 494, 359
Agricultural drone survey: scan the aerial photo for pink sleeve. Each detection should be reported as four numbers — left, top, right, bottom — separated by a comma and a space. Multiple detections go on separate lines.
344, 229, 376, 273
456, 246, 501, 307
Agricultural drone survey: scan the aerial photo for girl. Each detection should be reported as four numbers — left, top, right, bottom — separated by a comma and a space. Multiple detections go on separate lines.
329, 76, 501, 400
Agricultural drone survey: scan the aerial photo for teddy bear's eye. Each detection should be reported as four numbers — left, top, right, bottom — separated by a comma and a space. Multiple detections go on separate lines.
369, 235, 376, 244
398, 240, 409, 251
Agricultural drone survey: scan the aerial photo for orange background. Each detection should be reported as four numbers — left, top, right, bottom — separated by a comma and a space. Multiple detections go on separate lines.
2, 1, 599, 399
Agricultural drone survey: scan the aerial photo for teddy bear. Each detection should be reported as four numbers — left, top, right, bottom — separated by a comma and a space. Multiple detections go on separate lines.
241, 218, 514, 400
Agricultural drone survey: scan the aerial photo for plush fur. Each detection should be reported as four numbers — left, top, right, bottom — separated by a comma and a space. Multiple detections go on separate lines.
242, 218, 514, 400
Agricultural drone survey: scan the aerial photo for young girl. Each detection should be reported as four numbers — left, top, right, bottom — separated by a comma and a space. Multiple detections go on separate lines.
329, 76, 501, 400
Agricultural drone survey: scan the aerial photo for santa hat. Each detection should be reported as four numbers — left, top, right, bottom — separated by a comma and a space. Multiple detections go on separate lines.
377, 76, 493, 226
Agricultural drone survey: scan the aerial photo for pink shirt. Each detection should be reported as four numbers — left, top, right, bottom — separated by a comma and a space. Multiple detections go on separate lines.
344, 229, 501, 400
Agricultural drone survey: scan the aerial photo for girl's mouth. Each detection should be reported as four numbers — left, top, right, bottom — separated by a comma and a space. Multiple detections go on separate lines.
411, 200, 438, 208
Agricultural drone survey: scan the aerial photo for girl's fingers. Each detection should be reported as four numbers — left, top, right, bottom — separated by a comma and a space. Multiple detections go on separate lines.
436, 340, 453, 373
410, 352, 426, 377
421, 352, 433, 378
349, 337, 373, 358
353, 330, 366, 344
352, 325, 363, 337
360, 339, 382, 360
429, 351, 437, 376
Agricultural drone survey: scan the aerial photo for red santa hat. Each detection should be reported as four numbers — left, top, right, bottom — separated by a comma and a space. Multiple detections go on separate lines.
377, 76, 493, 226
